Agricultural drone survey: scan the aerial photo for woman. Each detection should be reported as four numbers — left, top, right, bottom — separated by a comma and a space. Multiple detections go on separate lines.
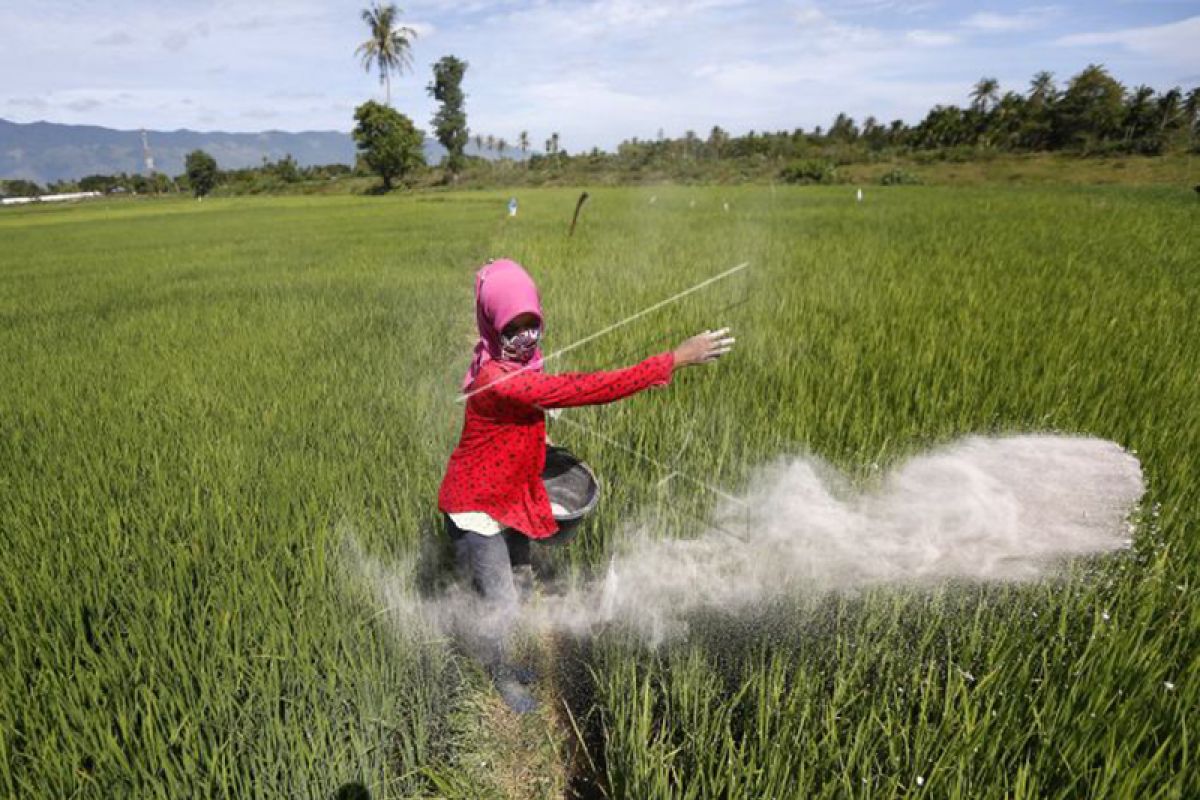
438, 258, 734, 712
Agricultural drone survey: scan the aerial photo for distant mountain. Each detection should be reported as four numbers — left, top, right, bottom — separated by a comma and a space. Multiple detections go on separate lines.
0, 118, 524, 185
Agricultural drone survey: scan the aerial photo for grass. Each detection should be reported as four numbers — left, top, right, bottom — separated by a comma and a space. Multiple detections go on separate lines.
143, 149, 1200, 197
1, 184, 1196, 797
840, 150, 1200, 186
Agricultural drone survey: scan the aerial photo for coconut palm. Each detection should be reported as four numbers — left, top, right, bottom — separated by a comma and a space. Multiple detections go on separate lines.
1156, 88, 1183, 135
1185, 88, 1200, 149
1028, 71, 1057, 105
1123, 85, 1157, 146
518, 131, 529, 158
971, 77, 1000, 113
356, 3, 417, 107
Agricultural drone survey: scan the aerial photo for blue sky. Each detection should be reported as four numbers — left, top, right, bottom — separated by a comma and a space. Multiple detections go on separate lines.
1, 0, 1197, 150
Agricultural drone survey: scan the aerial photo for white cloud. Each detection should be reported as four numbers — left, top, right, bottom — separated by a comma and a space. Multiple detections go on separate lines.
487, 0, 749, 45
407, 0, 517, 14
963, 8, 1058, 32
834, 0, 939, 14
906, 29, 959, 46
694, 60, 802, 92
1057, 15, 1200, 69
406, 21, 438, 38
794, 5, 828, 26
524, 77, 659, 116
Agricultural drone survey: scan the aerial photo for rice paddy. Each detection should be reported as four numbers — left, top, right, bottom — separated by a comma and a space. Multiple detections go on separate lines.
1, 184, 1196, 798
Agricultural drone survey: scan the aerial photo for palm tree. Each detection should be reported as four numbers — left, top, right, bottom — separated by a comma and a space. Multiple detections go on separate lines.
707, 126, 728, 158
971, 77, 1000, 113
485, 134, 496, 152
1021, 71, 1057, 149
550, 132, 560, 154
1028, 71, 1056, 105
473, 134, 483, 152
496, 138, 508, 157
992, 91, 1027, 149
683, 129, 698, 159
356, 3, 417, 107
861, 115, 881, 146
1123, 85, 1157, 146
828, 112, 858, 141
1156, 88, 1183, 135
518, 131, 529, 159
1186, 88, 1200, 148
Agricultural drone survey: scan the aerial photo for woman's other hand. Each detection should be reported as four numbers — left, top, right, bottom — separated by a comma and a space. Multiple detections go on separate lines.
673, 328, 735, 369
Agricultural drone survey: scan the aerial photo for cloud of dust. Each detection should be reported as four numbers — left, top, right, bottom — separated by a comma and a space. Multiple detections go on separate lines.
355, 435, 1144, 648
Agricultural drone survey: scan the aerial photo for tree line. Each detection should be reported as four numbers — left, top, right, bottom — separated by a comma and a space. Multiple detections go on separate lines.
7, 3, 1194, 200
348, 4, 1198, 184
347, 34, 1199, 190
609, 66, 1196, 170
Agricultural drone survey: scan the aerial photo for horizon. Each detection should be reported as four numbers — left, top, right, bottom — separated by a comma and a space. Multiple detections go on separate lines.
2, 2, 1197, 150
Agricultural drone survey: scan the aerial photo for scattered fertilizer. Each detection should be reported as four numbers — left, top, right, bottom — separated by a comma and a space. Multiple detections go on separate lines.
357, 435, 1144, 647
556, 434, 1144, 643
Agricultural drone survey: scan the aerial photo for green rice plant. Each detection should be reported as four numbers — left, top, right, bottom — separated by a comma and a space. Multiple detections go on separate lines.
1, 184, 1196, 797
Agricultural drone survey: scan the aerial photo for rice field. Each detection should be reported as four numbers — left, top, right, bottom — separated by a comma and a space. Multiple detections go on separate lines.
1, 184, 1196, 798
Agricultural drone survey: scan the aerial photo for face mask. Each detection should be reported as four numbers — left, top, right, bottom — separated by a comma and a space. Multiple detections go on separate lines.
500, 326, 540, 363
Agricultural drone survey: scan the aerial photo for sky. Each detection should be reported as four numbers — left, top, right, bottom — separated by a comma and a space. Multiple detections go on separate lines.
1, 0, 1197, 151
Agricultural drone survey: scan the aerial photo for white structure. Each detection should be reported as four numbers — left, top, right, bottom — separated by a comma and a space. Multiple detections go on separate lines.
1, 191, 103, 206
141, 129, 156, 174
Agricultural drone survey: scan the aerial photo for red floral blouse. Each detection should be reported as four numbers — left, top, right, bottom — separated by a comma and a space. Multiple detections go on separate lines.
438, 352, 676, 538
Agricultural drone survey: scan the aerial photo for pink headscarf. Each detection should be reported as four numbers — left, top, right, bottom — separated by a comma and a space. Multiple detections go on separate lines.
461, 259, 545, 392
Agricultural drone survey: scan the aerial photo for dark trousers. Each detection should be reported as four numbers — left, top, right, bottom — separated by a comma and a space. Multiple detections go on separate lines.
444, 514, 532, 668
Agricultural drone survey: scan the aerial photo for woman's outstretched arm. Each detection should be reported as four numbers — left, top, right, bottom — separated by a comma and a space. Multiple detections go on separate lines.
481, 328, 735, 410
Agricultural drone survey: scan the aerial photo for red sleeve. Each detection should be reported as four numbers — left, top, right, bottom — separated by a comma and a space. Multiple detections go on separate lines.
484, 352, 675, 409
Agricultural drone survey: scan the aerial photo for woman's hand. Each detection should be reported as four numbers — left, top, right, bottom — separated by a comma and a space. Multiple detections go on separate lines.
673, 327, 735, 369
